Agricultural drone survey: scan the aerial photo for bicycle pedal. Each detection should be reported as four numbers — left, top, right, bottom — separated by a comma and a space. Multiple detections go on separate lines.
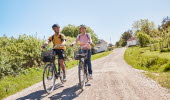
55, 74, 59, 78
47, 77, 52, 80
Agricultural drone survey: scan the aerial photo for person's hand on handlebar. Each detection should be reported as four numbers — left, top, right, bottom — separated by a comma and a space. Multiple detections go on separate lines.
88, 42, 94, 46
70, 44, 74, 47
60, 44, 65, 47
41, 45, 46, 49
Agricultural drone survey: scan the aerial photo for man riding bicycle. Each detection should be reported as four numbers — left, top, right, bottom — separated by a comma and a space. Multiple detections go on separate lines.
41, 24, 67, 81
70, 24, 94, 79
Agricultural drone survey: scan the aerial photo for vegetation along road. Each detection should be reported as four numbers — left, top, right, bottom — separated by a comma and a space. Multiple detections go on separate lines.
4, 48, 170, 100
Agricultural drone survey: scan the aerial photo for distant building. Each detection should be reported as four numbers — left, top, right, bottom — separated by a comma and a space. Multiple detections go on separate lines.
94, 39, 108, 53
127, 37, 139, 47
108, 43, 114, 47
108, 43, 114, 51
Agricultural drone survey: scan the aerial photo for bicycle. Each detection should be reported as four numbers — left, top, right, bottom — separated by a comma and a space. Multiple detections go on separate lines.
41, 45, 65, 93
74, 43, 92, 90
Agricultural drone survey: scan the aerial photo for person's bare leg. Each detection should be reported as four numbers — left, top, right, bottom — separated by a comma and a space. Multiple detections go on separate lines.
59, 59, 67, 81
59, 59, 66, 73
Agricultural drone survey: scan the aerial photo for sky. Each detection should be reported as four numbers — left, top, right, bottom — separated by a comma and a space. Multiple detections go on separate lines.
0, 0, 170, 44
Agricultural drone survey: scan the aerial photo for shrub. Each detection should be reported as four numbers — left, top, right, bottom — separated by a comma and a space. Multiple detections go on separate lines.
136, 32, 150, 47
160, 48, 170, 53
124, 47, 169, 71
0, 35, 76, 79
161, 63, 170, 72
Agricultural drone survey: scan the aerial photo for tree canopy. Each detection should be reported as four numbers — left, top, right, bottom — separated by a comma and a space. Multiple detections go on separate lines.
61, 24, 98, 44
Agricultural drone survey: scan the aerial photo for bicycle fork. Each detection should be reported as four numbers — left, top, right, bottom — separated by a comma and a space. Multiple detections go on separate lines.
80, 58, 88, 74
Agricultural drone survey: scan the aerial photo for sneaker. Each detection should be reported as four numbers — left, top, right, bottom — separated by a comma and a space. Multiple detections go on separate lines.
89, 74, 93, 80
63, 74, 67, 82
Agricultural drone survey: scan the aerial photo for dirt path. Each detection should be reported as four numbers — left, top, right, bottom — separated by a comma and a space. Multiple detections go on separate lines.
4, 48, 170, 100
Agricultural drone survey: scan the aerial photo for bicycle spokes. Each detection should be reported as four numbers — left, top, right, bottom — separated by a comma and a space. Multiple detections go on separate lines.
43, 64, 56, 93
79, 62, 87, 90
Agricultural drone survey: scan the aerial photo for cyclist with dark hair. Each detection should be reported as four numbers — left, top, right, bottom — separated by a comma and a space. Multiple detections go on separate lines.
41, 24, 67, 81
70, 24, 94, 79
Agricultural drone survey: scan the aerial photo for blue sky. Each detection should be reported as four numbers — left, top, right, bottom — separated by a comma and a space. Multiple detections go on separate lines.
0, 0, 170, 44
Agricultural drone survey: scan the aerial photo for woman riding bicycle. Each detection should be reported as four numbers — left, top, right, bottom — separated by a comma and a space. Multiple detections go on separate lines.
70, 24, 94, 79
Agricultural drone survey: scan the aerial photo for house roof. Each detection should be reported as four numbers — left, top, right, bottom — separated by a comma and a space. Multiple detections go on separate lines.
127, 37, 138, 41
95, 39, 108, 46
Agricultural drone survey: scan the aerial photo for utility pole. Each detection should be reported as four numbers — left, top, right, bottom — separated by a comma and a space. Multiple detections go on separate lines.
36, 32, 38, 39
110, 35, 111, 44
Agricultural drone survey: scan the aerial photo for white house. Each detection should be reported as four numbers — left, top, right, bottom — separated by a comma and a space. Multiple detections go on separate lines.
127, 37, 139, 47
94, 39, 108, 53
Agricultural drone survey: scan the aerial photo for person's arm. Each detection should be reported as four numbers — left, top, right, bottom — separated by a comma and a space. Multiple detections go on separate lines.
88, 33, 92, 43
61, 34, 66, 46
41, 36, 52, 48
72, 39, 78, 45
87, 33, 94, 45
70, 34, 80, 46
44, 40, 51, 46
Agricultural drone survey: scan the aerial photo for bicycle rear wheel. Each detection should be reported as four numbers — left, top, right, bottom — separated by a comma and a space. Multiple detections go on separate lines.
78, 61, 86, 90
43, 63, 56, 93
57, 61, 65, 84
59, 70, 64, 84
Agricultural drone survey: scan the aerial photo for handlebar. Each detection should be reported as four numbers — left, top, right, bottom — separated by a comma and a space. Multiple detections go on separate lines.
41, 45, 65, 50
74, 42, 92, 50
53, 45, 65, 48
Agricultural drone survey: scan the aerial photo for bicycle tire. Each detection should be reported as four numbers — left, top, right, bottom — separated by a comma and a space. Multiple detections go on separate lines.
43, 63, 56, 93
85, 66, 89, 83
59, 70, 64, 84
57, 61, 66, 84
78, 61, 86, 90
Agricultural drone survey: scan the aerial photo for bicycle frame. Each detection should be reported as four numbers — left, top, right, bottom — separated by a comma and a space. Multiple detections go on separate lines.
50, 58, 61, 78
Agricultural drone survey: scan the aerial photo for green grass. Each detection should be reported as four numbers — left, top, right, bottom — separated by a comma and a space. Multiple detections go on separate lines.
91, 51, 112, 60
0, 67, 43, 99
124, 46, 170, 89
145, 72, 170, 89
0, 50, 112, 99
124, 47, 170, 72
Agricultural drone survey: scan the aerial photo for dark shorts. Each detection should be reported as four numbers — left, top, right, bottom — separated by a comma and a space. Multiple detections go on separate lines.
53, 49, 65, 59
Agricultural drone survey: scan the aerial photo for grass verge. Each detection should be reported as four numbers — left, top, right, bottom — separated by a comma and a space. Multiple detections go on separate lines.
145, 72, 170, 89
0, 50, 112, 99
124, 46, 170, 89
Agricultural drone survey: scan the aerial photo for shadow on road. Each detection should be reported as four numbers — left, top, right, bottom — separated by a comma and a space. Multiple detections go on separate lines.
16, 90, 46, 100
16, 83, 64, 100
49, 84, 84, 100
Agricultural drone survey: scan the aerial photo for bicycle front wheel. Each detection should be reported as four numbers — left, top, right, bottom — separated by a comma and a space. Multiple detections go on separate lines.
78, 61, 86, 90
43, 63, 56, 93
85, 66, 89, 84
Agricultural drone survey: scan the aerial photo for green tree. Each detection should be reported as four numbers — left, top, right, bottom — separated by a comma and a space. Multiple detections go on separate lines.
136, 32, 150, 47
161, 16, 170, 30
115, 41, 120, 47
132, 19, 156, 37
61, 24, 98, 44
61, 24, 79, 37
115, 30, 132, 47
121, 30, 133, 41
